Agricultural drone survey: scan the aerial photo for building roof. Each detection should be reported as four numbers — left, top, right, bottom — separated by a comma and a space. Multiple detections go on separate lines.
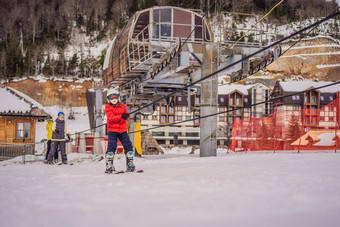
291, 130, 339, 147
314, 132, 340, 147
218, 83, 254, 95
0, 86, 48, 116
279, 81, 340, 93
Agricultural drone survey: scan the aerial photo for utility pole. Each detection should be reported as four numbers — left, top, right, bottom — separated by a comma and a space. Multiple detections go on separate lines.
200, 42, 218, 157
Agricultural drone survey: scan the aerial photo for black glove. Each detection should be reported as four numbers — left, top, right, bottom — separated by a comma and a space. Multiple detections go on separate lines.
67, 134, 71, 141
122, 113, 130, 120
55, 129, 60, 133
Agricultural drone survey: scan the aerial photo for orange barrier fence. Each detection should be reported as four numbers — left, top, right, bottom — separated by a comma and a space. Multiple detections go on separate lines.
229, 98, 340, 151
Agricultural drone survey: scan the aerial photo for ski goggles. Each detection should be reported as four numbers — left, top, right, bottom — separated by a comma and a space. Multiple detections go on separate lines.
108, 94, 119, 100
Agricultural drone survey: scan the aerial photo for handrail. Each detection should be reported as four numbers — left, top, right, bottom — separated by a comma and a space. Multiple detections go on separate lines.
120, 24, 153, 75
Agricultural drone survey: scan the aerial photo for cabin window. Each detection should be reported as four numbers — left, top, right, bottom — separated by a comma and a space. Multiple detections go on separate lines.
173, 9, 192, 39
159, 104, 175, 124
152, 8, 211, 42
173, 25, 192, 39
194, 15, 203, 41
311, 96, 317, 104
154, 9, 172, 39
236, 98, 241, 105
16, 122, 31, 139
173, 9, 191, 24
133, 11, 150, 40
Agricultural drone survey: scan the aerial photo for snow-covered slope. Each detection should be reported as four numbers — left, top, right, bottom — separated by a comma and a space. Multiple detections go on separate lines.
1, 152, 340, 227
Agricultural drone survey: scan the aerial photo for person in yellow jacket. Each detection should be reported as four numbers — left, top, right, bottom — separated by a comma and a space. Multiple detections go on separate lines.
45, 117, 59, 162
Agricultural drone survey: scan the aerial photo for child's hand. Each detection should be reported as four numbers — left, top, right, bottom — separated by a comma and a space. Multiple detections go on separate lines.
122, 113, 130, 120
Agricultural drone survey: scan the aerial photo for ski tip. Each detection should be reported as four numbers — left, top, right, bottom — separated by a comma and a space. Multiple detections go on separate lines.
136, 169, 144, 173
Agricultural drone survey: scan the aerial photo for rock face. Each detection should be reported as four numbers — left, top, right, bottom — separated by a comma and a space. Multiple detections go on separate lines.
264, 37, 340, 81
5, 79, 93, 107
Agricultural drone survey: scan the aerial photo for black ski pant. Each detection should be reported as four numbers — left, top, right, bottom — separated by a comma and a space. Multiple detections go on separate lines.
106, 132, 133, 155
45, 140, 58, 160
47, 141, 66, 162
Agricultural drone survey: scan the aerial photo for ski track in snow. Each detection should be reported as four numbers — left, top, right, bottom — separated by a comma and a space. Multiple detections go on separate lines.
1, 152, 340, 227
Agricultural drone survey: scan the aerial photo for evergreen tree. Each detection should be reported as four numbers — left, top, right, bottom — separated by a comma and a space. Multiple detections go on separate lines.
86, 9, 97, 36
43, 54, 53, 76
257, 121, 274, 150
129, 0, 139, 16
68, 54, 79, 75
286, 115, 302, 141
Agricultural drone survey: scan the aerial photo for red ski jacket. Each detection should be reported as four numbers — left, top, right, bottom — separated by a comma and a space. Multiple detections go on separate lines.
105, 103, 130, 133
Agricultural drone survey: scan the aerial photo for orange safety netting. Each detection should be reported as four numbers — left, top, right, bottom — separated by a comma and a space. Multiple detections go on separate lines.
228, 98, 340, 151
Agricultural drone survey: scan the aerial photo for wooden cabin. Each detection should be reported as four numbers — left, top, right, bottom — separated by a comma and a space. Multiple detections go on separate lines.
103, 6, 214, 86
0, 86, 49, 159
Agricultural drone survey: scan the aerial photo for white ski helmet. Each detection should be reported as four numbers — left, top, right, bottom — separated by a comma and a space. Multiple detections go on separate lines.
106, 87, 120, 103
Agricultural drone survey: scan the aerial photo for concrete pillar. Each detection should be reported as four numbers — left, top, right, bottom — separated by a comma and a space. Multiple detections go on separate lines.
78, 133, 86, 153
200, 43, 218, 157
95, 88, 103, 135
92, 132, 103, 155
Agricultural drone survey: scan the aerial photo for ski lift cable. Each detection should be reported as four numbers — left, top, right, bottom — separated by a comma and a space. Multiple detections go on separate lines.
72, 9, 340, 136
127, 81, 340, 135
229, 0, 285, 49
128, 9, 340, 116
18, 80, 340, 146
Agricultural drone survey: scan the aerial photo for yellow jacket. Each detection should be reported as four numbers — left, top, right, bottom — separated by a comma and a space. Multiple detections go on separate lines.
46, 121, 53, 140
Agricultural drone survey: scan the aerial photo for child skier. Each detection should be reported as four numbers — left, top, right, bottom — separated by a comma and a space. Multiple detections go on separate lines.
46, 112, 70, 165
105, 87, 135, 174
45, 116, 58, 162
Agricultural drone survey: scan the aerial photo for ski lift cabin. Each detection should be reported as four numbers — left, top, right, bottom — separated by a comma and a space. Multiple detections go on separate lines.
103, 6, 213, 87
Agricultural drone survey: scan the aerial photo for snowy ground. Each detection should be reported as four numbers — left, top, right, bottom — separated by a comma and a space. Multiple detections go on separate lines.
1, 151, 340, 227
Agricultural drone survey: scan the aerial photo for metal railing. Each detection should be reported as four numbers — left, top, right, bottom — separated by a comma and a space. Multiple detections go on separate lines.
0, 144, 34, 162
120, 25, 153, 74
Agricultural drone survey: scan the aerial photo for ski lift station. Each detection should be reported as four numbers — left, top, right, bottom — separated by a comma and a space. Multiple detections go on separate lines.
100, 6, 281, 156
103, 6, 215, 99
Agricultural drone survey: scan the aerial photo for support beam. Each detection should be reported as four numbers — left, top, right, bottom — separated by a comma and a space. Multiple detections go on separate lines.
200, 43, 218, 157
127, 106, 140, 156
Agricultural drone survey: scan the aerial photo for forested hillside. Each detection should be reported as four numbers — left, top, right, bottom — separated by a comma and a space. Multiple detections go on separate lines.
0, 0, 338, 80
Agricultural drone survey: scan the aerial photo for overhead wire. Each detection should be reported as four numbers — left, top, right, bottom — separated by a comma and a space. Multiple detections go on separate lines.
15, 80, 340, 146
128, 81, 340, 135
69, 8, 340, 137
128, 9, 340, 116
229, 0, 285, 49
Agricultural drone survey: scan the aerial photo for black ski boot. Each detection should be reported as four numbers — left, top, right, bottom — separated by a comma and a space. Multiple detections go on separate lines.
105, 152, 115, 174
126, 151, 135, 172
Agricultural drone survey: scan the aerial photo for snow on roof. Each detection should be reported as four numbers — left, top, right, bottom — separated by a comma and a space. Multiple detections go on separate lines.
0, 87, 49, 115
279, 81, 340, 93
0, 87, 32, 114
314, 132, 340, 147
218, 83, 254, 95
